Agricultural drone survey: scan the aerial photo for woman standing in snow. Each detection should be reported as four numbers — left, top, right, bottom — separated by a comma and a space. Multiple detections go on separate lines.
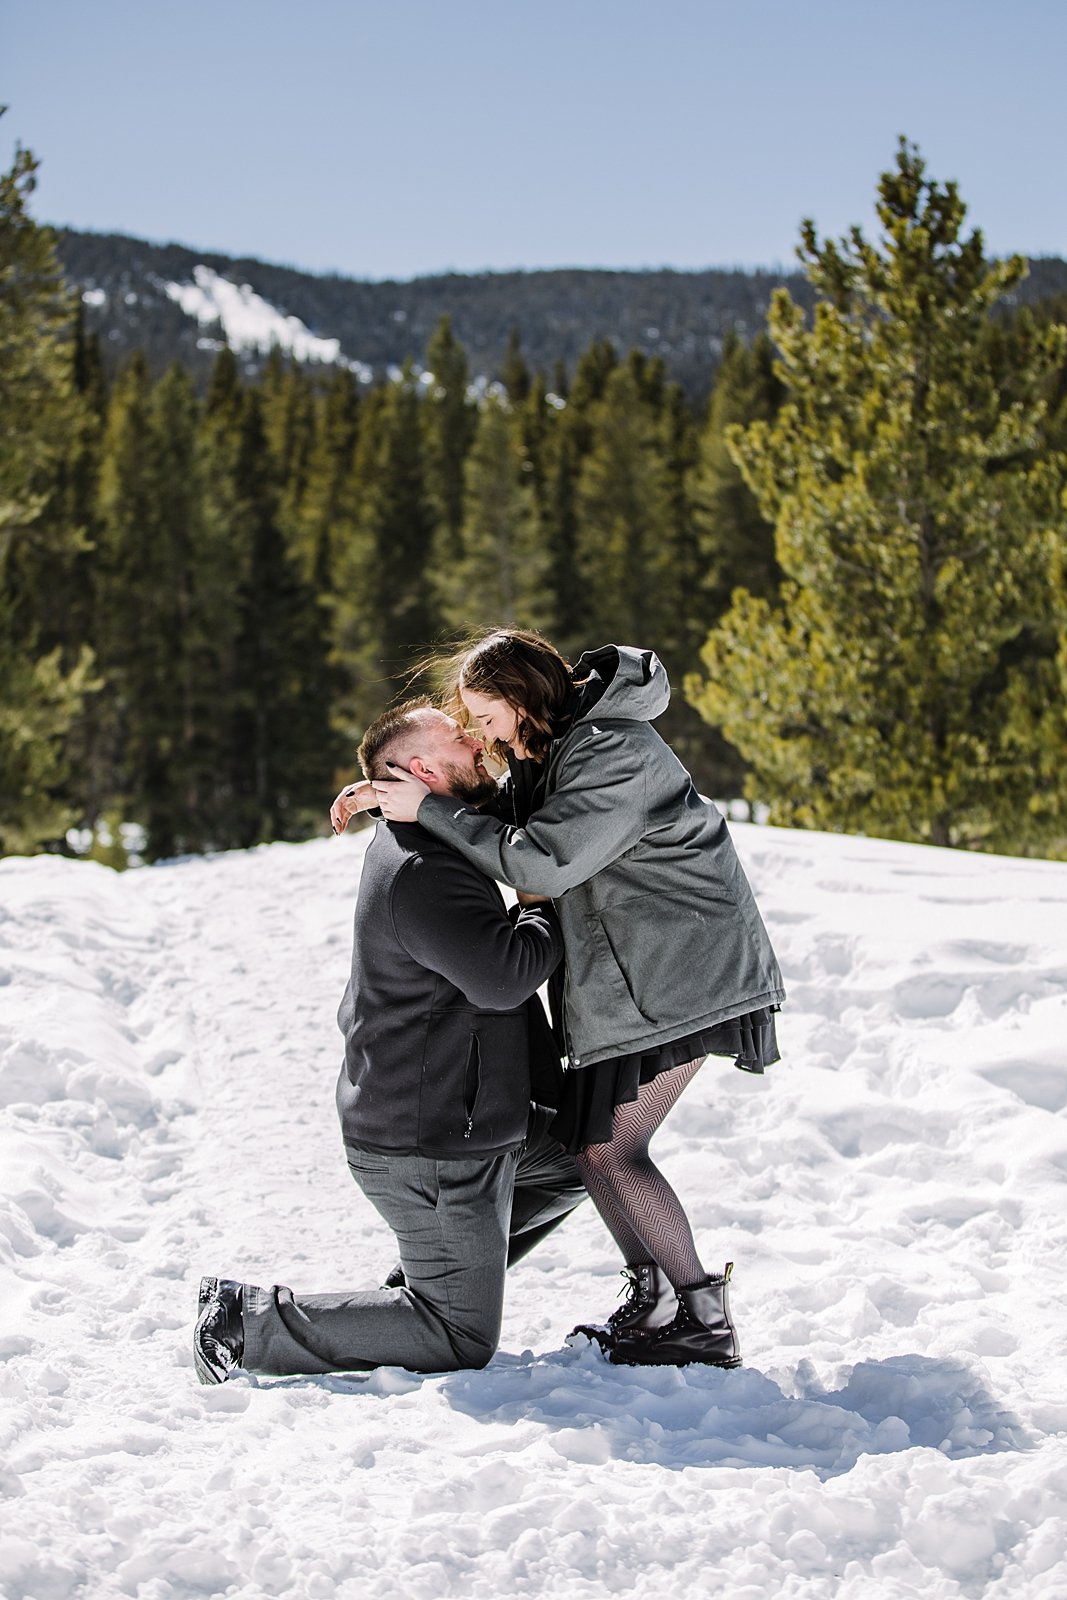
333, 629, 783, 1367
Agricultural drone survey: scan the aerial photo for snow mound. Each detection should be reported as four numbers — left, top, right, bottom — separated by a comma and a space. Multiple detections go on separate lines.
1, 826, 1066, 1599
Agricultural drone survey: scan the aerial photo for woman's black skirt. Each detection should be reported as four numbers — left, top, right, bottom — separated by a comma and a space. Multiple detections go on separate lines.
549, 1007, 779, 1156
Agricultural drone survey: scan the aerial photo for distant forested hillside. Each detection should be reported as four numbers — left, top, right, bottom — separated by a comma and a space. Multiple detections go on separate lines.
57, 228, 1067, 400
56, 228, 813, 397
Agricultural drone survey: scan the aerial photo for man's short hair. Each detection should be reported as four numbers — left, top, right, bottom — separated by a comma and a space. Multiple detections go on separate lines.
357, 698, 435, 781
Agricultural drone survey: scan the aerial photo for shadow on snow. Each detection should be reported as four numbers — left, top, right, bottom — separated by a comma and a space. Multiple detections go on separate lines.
247, 1346, 1032, 1480
437, 1346, 1033, 1478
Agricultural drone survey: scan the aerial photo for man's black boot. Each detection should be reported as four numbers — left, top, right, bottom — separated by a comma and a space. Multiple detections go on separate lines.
570, 1263, 677, 1352
193, 1276, 245, 1385
610, 1263, 741, 1368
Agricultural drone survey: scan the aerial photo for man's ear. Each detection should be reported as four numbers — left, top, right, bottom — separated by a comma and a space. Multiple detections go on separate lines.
408, 756, 435, 781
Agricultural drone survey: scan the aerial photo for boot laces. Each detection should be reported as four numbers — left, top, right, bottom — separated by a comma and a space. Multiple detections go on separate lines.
605, 1267, 646, 1329
616, 1266, 648, 1308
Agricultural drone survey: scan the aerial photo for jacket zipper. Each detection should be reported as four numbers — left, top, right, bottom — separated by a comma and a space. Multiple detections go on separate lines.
463, 1033, 480, 1139
561, 981, 579, 1069
513, 737, 577, 1068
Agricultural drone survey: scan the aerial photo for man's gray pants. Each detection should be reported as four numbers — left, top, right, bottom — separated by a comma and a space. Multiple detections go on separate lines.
240, 1107, 584, 1376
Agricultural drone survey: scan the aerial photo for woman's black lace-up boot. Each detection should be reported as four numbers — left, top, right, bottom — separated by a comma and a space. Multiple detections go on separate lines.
609, 1262, 741, 1368
570, 1262, 678, 1351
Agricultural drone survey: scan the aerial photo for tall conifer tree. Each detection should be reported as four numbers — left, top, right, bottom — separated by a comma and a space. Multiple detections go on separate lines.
439, 394, 553, 633
501, 329, 531, 405
690, 330, 783, 618
423, 315, 475, 569
537, 338, 619, 655
332, 366, 437, 732
94, 353, 157, 830
227, 390, 338, 847
295, 365, 360, 591
688, 141, 1067, 852
574, 363, 674, 646
0, 129, 94, 851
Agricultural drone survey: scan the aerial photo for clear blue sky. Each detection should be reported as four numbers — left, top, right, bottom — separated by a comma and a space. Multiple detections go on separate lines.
4, 0, 1065, 281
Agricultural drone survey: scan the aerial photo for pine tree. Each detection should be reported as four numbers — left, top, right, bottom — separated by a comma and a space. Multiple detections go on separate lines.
675, 329, 785, 795
423, 315, 475, 568
538, 338, 619, 655
567, 338, 618, 445
47, 304, 108, 829
94, 359, 210, 856
687, 140, 1067, 853
541, 406, 585, 653
259, 350, 315, 560
332, 366, 437, 733
690, 330, 783, 619
94, 353, 160, 835
574, 363, 674, 646
0, 631, 95, 855
140, 364, 206, 854
501, 329, 531, 405
226, 390, 339, 847
295, 365, 360, 590
518, 371, 552, 520
196, 344, 249, 780
439, 394, 553, 633
650, 377, 728, 794
0, 128, 95, 852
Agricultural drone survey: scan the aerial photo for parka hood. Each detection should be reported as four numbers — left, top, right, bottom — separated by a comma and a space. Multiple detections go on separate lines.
571, 644, 670, 725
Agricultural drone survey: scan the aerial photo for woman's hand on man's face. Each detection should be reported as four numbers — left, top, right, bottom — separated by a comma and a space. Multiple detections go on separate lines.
330, 781, 377, 834
371, 763, 430, 822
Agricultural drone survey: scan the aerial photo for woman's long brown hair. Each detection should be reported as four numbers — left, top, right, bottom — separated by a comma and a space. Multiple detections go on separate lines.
429, 628, 577, 762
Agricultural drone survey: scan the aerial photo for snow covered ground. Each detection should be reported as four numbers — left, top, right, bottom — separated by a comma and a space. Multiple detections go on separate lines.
1, 823, 1066, 1600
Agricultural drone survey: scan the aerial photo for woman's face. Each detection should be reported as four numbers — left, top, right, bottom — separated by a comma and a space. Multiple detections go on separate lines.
461, 687, 524, 752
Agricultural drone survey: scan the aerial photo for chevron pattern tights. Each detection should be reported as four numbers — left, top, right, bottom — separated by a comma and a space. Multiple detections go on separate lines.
575, 1057, 706, 1290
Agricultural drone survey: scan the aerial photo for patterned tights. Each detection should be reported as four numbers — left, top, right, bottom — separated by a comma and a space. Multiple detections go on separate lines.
575, 1057, 706, 1289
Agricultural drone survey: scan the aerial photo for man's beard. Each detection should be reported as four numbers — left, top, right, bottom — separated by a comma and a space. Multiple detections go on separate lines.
442, 758, 499, 806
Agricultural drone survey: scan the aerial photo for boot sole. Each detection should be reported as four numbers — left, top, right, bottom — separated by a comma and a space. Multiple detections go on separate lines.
610, 1350, 742, 1369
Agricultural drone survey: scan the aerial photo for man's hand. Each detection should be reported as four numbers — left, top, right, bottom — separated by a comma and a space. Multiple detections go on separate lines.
330, 780, 377, 835
371, 763, 431, 822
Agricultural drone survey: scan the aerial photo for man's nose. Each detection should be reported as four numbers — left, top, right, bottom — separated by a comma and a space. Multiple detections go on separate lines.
466, 733, 485, 754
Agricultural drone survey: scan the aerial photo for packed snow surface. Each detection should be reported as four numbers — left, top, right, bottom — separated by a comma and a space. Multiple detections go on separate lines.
1, 824, 1066, 1599
162, 265, 371, 377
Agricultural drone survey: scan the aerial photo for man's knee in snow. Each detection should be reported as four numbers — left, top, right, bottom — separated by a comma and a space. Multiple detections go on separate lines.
449, 1328, 499, 1371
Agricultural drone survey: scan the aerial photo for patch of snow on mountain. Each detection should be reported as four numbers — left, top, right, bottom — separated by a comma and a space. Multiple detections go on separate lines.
162, 265, 371, 377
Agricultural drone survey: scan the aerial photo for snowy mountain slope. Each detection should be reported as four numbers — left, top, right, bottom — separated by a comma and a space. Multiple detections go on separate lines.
160, 265, 372, 377
1, 826, 1066, 1600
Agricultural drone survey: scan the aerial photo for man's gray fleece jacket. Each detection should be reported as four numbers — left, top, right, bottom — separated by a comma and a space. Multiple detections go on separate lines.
416, 644, 785, 1070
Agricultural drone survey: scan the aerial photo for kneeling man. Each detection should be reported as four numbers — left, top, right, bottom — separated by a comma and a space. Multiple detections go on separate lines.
194, 700, 583, 1381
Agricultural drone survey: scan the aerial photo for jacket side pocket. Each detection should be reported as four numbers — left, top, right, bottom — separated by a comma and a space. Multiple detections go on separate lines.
462, 1031, 481, 1140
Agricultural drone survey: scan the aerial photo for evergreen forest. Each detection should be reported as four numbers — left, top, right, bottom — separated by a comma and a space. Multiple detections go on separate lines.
3, 128, 1066, 864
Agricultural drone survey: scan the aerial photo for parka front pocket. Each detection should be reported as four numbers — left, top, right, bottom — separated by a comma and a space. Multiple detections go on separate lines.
584, 913, 654, 1030
595, 890, 742, 1025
